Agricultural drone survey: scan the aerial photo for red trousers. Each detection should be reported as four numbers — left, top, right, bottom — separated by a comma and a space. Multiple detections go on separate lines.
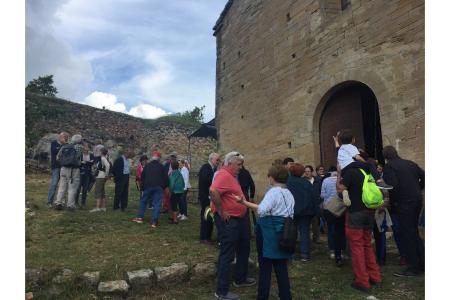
163, 187, 171, 211
346, 224, 381, 288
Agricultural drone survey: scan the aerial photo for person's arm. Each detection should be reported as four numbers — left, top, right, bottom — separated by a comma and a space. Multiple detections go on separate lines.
210, 188, 230, 221
235, 194, 259, 210
382, 164, 399, 190
354, 154, 366, 162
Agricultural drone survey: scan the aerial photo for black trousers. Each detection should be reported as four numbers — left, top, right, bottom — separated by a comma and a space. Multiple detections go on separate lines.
114, 175, 129, 210
397, 201, 425, 271
200, 199, 214, 241
323, 210, 346, 260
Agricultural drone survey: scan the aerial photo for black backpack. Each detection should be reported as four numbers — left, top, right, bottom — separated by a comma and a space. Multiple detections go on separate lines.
56, 144, 81, 168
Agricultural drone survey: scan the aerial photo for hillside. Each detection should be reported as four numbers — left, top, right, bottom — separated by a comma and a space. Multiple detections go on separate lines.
25, 92, 217, 170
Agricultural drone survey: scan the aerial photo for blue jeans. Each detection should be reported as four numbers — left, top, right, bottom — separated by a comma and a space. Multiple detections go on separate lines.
214, 215, 250, 295
76, 172, 91, 206
47, 168, 60, 204
137, 186, 163, 224
297, 215, 313, 258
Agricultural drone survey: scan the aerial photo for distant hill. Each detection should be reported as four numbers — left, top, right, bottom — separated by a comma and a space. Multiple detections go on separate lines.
25, 92, 216, 170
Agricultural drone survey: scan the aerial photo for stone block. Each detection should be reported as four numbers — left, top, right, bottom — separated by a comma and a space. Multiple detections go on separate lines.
52, 268, 74, 284
25, 292, 33, 300
126, 269, 154, 289
98, 280, 129, 295
26, 268, 43, 289
154, 263, 189, 283
81, 271, 100, 288
191, 263, 216, 281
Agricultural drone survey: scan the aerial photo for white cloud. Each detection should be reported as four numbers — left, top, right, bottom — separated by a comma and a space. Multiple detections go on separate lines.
83, 91, 168, 119
83, 91, 126, 113
129, 104, 168, 119
26, 0, 94, 100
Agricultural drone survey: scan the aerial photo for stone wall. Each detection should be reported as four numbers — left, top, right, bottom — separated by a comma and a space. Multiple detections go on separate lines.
214, 0, 424, 198
26, 92, 217, 171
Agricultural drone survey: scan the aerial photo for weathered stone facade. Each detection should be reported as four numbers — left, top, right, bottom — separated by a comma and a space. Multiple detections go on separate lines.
214, 0, 424, 197
26, 92, 217, 171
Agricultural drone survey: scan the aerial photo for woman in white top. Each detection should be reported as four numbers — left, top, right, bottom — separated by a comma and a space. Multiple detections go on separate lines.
236, 164, 294, 300
178, 159, 191, 220
90, 148, 111, 213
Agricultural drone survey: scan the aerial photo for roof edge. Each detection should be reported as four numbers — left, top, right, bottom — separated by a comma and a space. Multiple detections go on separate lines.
213, 0, 234, 36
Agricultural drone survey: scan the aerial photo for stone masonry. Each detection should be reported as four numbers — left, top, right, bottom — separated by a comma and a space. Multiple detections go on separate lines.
26, 92, 217, 171
214, 0, 424, 198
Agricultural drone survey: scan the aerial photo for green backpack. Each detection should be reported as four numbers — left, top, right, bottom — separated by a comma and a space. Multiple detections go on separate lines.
359, 169, 384, 209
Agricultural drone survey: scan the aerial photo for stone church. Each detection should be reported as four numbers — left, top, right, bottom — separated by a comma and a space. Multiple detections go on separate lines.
213, 0, 424, 196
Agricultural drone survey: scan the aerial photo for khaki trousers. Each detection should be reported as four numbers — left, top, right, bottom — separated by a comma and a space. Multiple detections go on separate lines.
55, 167, 80, 208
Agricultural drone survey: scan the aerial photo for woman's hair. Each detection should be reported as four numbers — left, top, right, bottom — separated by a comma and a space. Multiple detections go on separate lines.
71, 134, 82, 144
268, 164, 289, 184
139, 155, 148, 163
171, 160, 179, 170
100, 148, 108, 156
382, 145, 400, 160
289, 163, 305, 177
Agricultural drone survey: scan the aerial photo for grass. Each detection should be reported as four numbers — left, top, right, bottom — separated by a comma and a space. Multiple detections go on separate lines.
26, 173, 424, 299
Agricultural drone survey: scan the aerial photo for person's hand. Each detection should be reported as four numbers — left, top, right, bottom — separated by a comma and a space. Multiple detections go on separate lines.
219, 210, 230, 221
233, 194, 244, 204
333, 131, 340, 145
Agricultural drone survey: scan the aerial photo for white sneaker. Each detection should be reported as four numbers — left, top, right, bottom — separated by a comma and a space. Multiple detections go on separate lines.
100, 208, 106, 212
89, 208, 100, 213
177, 213, 182, 219
329, 251, 335, 259
179, 215, 188, 221
342, 190, 351, 207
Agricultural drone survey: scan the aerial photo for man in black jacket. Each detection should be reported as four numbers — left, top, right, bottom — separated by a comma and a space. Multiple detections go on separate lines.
304, 165, 323, 244
382, 146, 425, 277
132, 151, 168, 228
112, 149, 131, 211
198, 152, 220, 244
47, 132, 68, 207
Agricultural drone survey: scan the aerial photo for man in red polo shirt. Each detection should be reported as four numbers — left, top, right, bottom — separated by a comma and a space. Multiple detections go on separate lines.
210, 151, 256, 300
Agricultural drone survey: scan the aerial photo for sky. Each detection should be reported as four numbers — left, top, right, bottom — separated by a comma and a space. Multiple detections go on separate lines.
25, 0, 228, 121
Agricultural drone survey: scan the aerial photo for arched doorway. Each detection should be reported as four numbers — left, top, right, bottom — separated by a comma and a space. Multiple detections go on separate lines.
319, 81, 383, 168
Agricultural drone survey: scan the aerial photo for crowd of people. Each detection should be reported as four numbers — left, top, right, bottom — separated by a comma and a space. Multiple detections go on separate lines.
45, 129, 424, 300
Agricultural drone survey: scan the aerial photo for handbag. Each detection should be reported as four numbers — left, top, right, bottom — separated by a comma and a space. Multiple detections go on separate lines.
270, 189, 297, 254
324, 196, 347, 217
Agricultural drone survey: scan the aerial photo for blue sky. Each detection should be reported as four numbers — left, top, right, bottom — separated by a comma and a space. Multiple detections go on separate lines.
25, 0, 228, 120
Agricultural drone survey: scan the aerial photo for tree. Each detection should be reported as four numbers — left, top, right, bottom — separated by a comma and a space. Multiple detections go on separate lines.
178, 105, 205, 124
26, 75, 58, 96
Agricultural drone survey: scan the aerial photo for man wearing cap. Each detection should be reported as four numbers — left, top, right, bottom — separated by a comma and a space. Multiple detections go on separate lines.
210, 151, 255, 300
132, 151, 168, 228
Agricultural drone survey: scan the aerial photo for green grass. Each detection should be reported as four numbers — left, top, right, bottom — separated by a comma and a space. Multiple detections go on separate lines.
26, 174, 424, 299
